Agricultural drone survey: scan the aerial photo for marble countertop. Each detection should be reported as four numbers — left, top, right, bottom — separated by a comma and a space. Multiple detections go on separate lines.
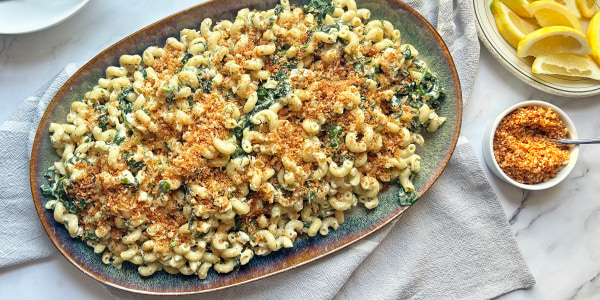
1, 1, 599, 299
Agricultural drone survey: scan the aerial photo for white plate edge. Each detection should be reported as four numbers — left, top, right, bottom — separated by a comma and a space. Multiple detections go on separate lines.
0, 0, 91, 35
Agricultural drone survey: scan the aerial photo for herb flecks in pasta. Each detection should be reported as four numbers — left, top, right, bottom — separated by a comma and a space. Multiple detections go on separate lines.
43, 0, 446, 278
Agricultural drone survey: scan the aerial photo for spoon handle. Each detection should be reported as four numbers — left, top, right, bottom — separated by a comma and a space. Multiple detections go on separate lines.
550, 138, 600, 145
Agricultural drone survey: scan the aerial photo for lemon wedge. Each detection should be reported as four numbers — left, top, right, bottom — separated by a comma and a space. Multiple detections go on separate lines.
491, 0, 541, 48
575, 0, 597, 18
532, 54, 600, 80
517, 26, 592, 57
549, 0, 583, 19
588, 11, 600, 65
526, 1, 583, 31
500, 0, 534, 17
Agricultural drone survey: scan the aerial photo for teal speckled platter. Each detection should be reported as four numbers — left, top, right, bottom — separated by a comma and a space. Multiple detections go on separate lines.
30, 0, 461, 295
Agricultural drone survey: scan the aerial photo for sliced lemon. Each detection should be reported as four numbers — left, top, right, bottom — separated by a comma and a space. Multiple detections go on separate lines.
588, 11, 600, 65
526, 1, 583, 31
491, 0, 541, 48
517, 26, 592, 57
575, 0, 597, 18
500, 0, 534, 18
532, 54, 600, 80
548, 0, 583, 19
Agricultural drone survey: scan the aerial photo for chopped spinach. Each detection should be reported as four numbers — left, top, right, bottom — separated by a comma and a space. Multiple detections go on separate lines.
120, 176, 132, 185
416, 66, 446, 109
42, 174, 63, 200
118, 86, 134, 101
233, 64, 296, 140
194, 40, 208, 50
41, 184, 54, 197
180, 53, 193, 65
391, 60, 446, 132
231, 147, 248, 159
200, 78, 213, 93
137, 67, 148, 80
326, 124, 344, 149
178, 181, 189, 194
121, 176, 140, 188
402, 47, 414, 60
41, 170, 56, 196
77, 153, 93, 165
332, 152, 355, 166
429, 89, 446, 109
372, 64, 382, 75
118, 86, 134, 115
234, 217, 244, 231
193, 231, 207, 240
305, 186, 316, 203
314, 22, 342, 33
187, 213, 195, 230
113, 134, 126, 146
55, 175, 70, 201
274, 4, 284, 15
410, 114, 429, 132
98, 115, 109, 130
158, 180, 171, 193
123, 152, 145, 173
303, 0, 335, 24
176, 53, 195, 73
60, 199, 78, 213
60, 197, 88, 214
82, 133, 94, 143
389, 95, 403, 109
161, 84, 175, 100
398, 185, 418, 206
96, 104, 109, 130
96, 105, 107, 114
83, 231, 100, 242
76, 198, 89, 210
405, 93, 423, 109
353, 57, 372, 74
44, 170, 56, 180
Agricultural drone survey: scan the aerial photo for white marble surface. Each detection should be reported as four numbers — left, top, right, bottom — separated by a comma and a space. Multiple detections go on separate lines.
1, 1, 599, 299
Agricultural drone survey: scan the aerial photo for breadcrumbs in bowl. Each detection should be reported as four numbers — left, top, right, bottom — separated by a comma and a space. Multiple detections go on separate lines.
494, 106, 570, 184
482, 100, 579, 190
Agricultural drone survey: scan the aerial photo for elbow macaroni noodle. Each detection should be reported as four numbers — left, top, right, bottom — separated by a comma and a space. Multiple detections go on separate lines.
42, 0, 446, 279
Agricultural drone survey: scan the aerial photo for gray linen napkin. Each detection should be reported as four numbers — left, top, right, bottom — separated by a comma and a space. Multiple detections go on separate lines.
0, 0, 535, 298
0, 63, 80, 268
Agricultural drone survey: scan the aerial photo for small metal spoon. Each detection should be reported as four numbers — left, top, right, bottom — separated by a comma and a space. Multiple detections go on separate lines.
550, 138, 600, 145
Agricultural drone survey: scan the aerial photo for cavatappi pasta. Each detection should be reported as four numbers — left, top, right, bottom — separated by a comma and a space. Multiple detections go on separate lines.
42, 0, 446, 278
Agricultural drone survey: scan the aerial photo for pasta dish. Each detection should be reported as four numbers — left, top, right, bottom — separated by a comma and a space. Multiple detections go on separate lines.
41, 0, 446, 278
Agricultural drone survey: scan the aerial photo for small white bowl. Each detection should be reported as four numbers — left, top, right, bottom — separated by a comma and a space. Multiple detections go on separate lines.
482, 100, 579, 190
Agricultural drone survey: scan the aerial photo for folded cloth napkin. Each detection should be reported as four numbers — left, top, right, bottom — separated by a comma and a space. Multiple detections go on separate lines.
0, 63, 81, 268
0, 0, 535, 298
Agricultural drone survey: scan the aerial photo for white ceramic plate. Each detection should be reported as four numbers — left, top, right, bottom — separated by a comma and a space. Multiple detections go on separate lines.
473, 0, 600, 98
0, 0, 90, 34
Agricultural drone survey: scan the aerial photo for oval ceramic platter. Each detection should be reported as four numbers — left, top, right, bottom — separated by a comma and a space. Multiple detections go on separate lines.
31, 0, 461, 295
473, 0, 600, 98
